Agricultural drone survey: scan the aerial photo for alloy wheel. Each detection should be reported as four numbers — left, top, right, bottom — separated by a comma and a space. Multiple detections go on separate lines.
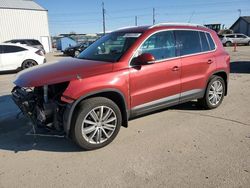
81, 106, 117, 144
208, 80, 224, 106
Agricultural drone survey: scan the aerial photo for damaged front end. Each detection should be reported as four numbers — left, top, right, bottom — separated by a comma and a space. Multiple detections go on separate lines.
12, 82, 70, 135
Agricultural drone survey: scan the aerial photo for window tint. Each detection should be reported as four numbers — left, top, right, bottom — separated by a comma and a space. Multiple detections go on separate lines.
139, 31, 176, 60
2, 45, 26, 53
236, 34, 246, 38
199, 32, 210, 52
226, 35, 235, 38
175, 30, 201, 56
0, 45, 3, 54
206, 33, 216, 50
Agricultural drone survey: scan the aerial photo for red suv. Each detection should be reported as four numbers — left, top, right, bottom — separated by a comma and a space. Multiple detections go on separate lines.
12, 23, 230, 150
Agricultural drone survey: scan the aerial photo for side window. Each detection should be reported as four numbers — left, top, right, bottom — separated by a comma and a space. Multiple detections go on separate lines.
2, 45, 26, 53
206, 33, 216, 50
175, 30, 201, 56
139, 31, 176, 61
0, 45, 3, 54
199, 32, 210, 52
236, 34, 246, 38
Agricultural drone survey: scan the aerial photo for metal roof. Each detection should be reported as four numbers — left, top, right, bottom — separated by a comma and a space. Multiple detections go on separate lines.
241, 16, 250, 24
0, 0, 46, 11
230, 16, 250, 29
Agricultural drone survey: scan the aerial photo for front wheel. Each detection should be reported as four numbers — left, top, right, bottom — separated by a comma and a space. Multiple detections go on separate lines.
225, 41, 232, 47
72, 97, 122, 150
198, 76, 225, 109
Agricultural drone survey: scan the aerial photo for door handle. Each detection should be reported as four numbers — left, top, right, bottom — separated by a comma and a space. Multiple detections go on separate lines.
172, 66, 179, 71
207, 59, 213, 64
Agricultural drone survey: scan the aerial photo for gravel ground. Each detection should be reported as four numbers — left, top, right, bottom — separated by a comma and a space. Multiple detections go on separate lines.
0, 47, 249, 188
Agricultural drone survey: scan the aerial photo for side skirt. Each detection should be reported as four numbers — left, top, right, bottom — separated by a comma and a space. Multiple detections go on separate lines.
129, 89, 205, 119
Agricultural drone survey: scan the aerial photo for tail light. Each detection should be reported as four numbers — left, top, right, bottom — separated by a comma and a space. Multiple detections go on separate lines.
35, 50, 44, 56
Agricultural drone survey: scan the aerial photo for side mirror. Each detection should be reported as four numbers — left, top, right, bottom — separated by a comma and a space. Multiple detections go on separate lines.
133, 53, 155, 66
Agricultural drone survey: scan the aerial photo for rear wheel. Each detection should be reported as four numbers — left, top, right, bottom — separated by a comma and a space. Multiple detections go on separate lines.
21, 60, 37, 70
248, 41, 250, 46
74, 50, 80, 57
72, 97, 122, 150
198, 76, 225, 109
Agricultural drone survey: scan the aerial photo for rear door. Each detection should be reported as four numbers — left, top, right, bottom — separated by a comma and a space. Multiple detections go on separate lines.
175, 30, 216, 102
129, 30, 181, 114
1, 45, 27, 70
236, 34, 248, 44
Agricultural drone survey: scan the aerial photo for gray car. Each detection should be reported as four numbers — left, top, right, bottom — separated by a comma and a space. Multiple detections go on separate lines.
221, 33, 250, 46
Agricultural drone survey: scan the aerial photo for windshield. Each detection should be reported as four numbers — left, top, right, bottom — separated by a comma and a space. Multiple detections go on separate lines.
78, 32, 141, 62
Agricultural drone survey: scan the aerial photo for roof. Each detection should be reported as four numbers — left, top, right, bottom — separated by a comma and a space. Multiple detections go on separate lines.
241, 16, 250, 24
230, 16, 250, 29
0, 0, 46, 11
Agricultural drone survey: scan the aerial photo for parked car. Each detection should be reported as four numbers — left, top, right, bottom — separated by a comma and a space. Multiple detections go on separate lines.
0, 43, 45, 71
221, 33, 250, 46
12, 23, 230, 150
4, 39, 45, 54
63, 42, 94, 57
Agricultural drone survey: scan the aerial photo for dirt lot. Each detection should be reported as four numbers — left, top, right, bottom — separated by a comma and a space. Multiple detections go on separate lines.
0, 47, 250, 188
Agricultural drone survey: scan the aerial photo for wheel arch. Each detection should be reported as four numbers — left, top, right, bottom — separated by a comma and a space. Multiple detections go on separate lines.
64, 89, 129, 137
207, 71, 228, 96
21, 59, 38, 69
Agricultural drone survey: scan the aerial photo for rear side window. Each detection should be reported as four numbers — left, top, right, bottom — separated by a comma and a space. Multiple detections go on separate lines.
2, 45, 26, 53
206, 33, 216, 50
175, 30, 201, 56
199, 32, 210, 52
139, 30, 176, 60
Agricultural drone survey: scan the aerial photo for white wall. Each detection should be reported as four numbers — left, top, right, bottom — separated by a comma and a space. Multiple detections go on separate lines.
0, 8, 51, 52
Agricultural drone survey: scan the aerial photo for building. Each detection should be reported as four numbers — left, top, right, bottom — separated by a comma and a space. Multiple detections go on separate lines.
0, 0, 51, 52
230, 16, 250, 36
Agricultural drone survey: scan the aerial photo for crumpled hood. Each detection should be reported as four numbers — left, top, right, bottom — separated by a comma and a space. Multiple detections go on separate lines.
14, 57, 113, 87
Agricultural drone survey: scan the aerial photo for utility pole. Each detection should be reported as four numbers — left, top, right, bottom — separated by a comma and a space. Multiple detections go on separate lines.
135, 16, 138, 26
102, 2, 106, 35
238, 9, 241, 17
153, 8, 155, 25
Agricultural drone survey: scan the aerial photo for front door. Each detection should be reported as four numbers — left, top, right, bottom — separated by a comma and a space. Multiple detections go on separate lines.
129, 30, 181, 115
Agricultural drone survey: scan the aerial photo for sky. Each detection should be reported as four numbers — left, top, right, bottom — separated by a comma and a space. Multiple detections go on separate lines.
35, 0, 250, 36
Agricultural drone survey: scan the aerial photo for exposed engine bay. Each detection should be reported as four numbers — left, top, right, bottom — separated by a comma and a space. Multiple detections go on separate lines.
12, 82, 69, 133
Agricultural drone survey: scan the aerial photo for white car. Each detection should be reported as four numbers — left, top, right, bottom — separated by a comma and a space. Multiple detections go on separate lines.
0, 43, 45, 71
221, 33, 250, 46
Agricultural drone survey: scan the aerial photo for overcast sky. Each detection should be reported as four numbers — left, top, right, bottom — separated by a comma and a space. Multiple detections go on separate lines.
35, 0, 250, 35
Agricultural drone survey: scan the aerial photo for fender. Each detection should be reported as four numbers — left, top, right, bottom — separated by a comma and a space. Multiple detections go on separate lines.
206, 69, 228, 95
63, 88, 128, 137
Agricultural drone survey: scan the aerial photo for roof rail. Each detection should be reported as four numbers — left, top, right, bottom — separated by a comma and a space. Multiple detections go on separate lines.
150, 22, 205, 28
115, 26, 139, 30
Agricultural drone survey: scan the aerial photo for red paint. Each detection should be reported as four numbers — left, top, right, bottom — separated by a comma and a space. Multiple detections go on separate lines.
14, 25, 230, 111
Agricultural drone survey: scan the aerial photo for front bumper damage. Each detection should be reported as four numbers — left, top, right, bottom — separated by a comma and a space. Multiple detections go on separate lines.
12, 85, 70, 136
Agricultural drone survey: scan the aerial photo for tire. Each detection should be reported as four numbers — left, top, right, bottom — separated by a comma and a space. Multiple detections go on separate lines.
21, 60, 38, 70
74, 50, 80, 57
72, 97, 122, 150
225, 41, 232, 47
248, 41, 250, 46
198, 76, 225, 109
